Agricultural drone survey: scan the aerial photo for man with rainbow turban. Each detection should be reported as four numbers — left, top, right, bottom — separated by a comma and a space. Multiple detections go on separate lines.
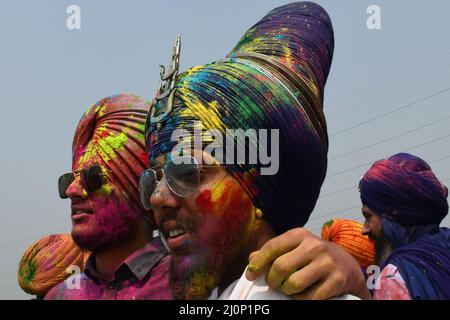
140, 1, 367, 299
44, 94, 171, 299
359, 153, 450, 300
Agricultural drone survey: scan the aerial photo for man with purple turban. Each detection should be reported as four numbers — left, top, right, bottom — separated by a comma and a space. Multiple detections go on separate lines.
359, 152, 450, 300
254, 152, 449, 300
44, 94, 171, 299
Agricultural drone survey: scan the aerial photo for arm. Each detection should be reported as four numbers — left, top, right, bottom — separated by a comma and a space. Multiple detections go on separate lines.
245, 228, 372, 300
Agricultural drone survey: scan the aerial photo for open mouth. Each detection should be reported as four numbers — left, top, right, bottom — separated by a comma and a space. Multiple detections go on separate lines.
162, 222, 192, 252
71, 207, 93, 219
168, 228, 186, 238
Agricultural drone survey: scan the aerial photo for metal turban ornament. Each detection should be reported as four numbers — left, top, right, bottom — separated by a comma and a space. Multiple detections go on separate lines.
146, 34, 181, 133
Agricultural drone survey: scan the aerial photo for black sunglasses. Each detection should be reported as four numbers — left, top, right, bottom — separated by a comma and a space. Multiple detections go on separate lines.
58, 165, 106, 199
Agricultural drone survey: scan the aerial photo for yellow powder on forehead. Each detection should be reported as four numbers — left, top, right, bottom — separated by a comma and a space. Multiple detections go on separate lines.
76, 130, 128, 166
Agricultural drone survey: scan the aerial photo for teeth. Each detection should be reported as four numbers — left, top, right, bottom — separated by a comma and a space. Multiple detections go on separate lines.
169, 229, 185, 238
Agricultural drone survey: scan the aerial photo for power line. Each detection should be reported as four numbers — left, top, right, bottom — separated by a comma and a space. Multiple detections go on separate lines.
0, 227, 67, 249
308, 205, 361, 223
329, 62, 450, 118
329, 49, 450, 107
312, 177, 450, 229
329, 115, 450, 161
0, 263, 19, 270
326, 133, 450, 179
0, 270, 18, 276
321, 154, 450, 199
330, 87, 450, 137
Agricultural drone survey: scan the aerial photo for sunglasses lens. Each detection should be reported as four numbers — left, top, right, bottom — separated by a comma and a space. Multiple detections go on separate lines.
82, 165, 103, 193
139, 169, 156, 210
58, 173, 75, 199
165, 156, 200, 197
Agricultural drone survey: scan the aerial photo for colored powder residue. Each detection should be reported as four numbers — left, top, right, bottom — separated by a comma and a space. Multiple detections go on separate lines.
195, 189, 212, 213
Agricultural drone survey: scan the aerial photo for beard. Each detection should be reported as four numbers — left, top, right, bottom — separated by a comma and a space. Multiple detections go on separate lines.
71, 200, 140, 253
372, 232, 394, 266
170, 251, 223, 300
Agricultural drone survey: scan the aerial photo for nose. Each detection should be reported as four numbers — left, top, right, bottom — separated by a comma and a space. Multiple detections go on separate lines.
66, 176, 88, 199
150, 174, 181, 213
361, 222, 370, 236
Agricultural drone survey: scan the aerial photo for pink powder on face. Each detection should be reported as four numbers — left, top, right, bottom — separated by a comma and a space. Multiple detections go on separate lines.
169, 178, 254, 299
71, 190, 140, 252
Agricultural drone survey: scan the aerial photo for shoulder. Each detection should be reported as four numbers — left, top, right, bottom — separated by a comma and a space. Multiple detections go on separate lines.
374, 264, 411, 300
219, 270, 292, 300
44, 273, 93, 300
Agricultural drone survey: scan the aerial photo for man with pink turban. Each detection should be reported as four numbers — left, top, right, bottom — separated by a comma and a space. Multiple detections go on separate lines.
44, 94, 171, 299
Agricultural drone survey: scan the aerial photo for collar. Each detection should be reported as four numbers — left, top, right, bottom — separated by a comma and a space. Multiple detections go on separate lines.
84, 237, 168, 283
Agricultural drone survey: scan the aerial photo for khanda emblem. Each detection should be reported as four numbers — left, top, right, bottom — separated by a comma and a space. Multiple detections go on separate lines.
148, 34, 181, 131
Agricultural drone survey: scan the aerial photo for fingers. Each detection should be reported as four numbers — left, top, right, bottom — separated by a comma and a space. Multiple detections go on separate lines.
279, 258, 329, 296
296, 272, 348, 300
293, 279, 325, 300
246, 228, 310, 281
265, 244, 312, 290
248, 250, 259, 262
265, 232, 329, 290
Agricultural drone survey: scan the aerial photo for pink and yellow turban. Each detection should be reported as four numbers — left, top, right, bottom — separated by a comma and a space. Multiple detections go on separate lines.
72, 94, 151, 213
18, 234, 89, 298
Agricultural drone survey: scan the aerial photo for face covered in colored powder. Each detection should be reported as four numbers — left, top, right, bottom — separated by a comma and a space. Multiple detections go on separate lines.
149, 150, 258, 299
66, 142, 141, 252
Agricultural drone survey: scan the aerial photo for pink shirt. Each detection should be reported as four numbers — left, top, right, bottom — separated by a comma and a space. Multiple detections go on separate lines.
45, 237, 172, 300
374, 264, 411, 300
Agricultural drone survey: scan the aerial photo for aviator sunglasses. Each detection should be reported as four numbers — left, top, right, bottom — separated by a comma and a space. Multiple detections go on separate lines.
139, 155, 223, 210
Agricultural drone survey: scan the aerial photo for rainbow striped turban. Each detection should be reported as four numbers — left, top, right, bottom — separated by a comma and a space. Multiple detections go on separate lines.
321, 219, 374, 268
359, 153, 449, 246
146, 2, 334, 234
18, 234, 89, 298
73, 94, 150, 213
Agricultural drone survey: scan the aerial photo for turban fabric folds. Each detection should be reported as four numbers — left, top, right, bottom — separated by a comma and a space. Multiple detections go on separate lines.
359, 152, 450, 299
146, 2, 335, 234
18, 234, 89, 298
321, 219, 374, 268
359, 152, 448, 228
73, 94, 151, 211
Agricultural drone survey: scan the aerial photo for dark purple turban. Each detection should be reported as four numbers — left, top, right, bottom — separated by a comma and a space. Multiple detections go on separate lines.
359, 153, 450, 299
359, 152, 448, 227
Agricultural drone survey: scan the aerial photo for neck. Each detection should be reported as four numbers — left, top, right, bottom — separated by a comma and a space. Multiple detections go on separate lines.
95, 220, 152, 282
218, 219, 275, 293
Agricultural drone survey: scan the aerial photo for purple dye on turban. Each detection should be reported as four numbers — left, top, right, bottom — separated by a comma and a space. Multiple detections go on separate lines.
146, 2, 335, 234
359, 153, 450, 299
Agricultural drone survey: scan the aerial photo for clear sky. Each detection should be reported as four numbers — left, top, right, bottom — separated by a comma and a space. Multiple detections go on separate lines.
1, 0, 449, 299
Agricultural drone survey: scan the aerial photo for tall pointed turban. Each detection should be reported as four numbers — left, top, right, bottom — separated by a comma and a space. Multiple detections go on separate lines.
146, 1, 335, 234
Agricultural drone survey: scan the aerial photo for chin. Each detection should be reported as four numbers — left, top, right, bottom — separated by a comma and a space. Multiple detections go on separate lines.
71, 227, 125, 252
170, 253, 221, 300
